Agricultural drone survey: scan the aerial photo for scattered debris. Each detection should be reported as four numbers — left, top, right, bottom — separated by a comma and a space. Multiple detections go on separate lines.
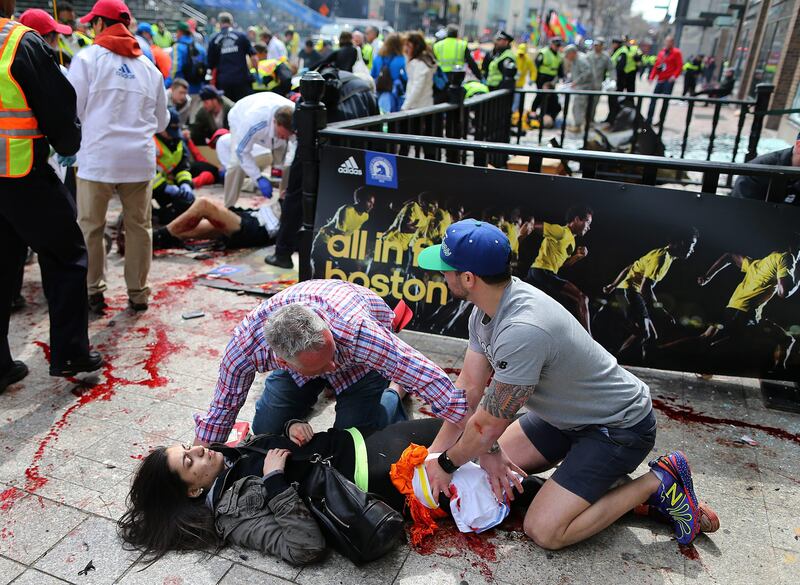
737, 435, 758, 446
78, 560, 95, 576
103, 461, 116, 469
181, 310, 205, 320
239, 554, 249, 561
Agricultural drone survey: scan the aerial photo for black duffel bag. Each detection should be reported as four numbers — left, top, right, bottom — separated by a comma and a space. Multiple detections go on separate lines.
300, 454, 404, 564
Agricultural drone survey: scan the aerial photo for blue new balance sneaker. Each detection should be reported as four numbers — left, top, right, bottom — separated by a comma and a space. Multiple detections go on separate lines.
648, 451, 701, 545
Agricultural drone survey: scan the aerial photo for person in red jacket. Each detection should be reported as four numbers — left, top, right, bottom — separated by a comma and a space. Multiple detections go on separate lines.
646, 35, 683, 125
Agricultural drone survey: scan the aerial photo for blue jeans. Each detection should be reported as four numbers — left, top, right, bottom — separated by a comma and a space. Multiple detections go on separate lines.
252, 369, 408, 435
646, 80, 674, 124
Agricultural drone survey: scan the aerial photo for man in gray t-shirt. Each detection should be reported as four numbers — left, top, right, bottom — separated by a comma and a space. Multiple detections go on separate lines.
418, 219, 712, 550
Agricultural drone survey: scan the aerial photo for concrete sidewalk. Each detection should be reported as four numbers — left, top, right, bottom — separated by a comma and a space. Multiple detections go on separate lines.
1, 191, 798, 584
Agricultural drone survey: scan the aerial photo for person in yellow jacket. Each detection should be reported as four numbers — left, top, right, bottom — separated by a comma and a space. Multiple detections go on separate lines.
152, 108, 195, 225
512, 43, 535, 113
250, 43, 292, 96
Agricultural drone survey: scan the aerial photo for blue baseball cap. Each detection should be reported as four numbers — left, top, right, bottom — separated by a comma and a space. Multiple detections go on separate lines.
417, 219, 511, 275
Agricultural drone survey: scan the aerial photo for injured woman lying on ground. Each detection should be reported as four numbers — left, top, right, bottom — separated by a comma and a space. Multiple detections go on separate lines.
118, 418, 719, 565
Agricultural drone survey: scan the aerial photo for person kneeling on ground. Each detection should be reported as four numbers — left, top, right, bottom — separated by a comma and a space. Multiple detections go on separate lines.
417, 219, 719, 549
153, 197, 279, 250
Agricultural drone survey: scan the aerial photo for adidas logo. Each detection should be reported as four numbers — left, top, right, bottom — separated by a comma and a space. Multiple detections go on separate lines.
337, 156, 362, 175
116, 64, 135, 79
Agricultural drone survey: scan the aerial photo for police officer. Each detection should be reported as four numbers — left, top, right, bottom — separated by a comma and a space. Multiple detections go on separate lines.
482, 30, 517, 92
682, 54, 703, 96
433, 24, 482, 79
250, 42, 292, 96
625, 38, 642, 93
606, 37, 633, 124
0, 0, 103, 392
533, 37, 563, 116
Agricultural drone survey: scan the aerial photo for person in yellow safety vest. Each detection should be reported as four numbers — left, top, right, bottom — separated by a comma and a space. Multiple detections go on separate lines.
481, 30, 517, 91
152, 108, 196, 225
0, 1, 105, 386
682, 54, 703, 96
532, 37, 562, 116
463, 79, 489, 98
353, 30, 372, 69
433, 24, 482, 79
250, 43, 292, 96
625, 39, 641, 92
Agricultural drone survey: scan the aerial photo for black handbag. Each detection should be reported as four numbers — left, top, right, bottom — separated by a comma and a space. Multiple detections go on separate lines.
300, 454, 405, 564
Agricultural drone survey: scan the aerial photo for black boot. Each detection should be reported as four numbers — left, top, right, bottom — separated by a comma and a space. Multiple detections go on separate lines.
0, 361, 28, 394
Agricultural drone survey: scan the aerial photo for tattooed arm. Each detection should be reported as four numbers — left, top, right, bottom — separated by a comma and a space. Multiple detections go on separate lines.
447, 379, 535, 464
425, 379, 533, 499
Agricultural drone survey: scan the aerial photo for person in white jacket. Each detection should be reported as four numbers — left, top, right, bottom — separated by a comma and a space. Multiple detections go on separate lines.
224, 92, 295, 207
67, 0, 169, 314
401, 31, 436, 111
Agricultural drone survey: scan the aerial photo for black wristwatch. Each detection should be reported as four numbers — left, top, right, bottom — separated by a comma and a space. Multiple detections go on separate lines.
437, 451, 460, 474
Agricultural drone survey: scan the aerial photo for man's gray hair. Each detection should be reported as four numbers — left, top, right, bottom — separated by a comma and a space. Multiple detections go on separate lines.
264, 304, 328, 360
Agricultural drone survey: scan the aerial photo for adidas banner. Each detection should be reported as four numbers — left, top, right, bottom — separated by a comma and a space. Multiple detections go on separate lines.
313, 146, 800, 381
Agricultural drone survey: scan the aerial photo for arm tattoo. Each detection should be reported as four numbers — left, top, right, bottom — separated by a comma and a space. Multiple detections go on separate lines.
480, 380, 535, 419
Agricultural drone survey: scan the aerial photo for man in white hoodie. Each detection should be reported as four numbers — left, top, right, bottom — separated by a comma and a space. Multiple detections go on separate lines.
223, 91, 295, 207
67, 0, 169, 313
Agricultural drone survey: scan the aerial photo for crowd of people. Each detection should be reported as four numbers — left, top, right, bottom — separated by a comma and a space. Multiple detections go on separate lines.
9, 0, 786, 570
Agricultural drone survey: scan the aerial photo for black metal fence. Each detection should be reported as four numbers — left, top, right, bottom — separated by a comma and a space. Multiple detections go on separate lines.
513, 84, 774, 164
293, 72, 800, 279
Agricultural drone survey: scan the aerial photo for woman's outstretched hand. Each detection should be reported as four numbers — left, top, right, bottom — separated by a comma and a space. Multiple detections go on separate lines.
263, 448, 291, 475
288, 421, 314, 446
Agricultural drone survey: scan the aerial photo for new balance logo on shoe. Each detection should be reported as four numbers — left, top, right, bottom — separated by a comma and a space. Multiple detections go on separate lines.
338, 156, 362, 175
116, 64, 136, 79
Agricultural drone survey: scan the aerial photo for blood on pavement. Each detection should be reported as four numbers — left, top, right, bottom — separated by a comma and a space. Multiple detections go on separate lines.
1, 320, 184, 511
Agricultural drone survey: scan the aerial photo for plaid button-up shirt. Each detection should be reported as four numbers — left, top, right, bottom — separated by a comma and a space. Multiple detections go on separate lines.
194, 279, 467, 443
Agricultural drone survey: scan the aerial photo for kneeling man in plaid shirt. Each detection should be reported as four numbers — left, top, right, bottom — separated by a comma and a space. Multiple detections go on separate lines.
194, 279, 468, 445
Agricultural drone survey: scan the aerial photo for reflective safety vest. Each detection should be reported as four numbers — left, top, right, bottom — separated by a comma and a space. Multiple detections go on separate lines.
486, 48, 516, 88
0, 20, 43, 178
250, 58, 283, 91
683, 61, 701, 72
361, 42, 373, 69
628, 44, 641, 71
463, 80, 489, 99
612, 46, 636, 74
537, 47, 561, 77
433, 37, 467, 72
153, 137, 191, 189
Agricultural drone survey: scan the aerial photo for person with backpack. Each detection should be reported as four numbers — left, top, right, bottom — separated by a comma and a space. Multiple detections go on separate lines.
371, 32, 406, 113
208, 12, 256, 102
402, 32, 436, 111
171, 22, 206, 108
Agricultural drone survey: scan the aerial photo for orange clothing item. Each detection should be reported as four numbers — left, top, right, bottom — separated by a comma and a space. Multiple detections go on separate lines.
151, 44, 172, 79
390, 443, 447, 546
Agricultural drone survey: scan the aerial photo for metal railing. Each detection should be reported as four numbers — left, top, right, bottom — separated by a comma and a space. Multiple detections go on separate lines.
513, 84, 774, 164
292, 72, 800, 279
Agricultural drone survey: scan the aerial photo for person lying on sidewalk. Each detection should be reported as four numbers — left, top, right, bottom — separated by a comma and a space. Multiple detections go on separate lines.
120, 418, 530, 564
152, 196, 279, 250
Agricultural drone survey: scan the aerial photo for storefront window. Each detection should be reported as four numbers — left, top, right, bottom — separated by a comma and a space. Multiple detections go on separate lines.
791, 81, 800, 126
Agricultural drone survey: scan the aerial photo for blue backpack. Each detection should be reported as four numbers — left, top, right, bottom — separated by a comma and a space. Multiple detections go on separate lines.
433, 66, 448, 91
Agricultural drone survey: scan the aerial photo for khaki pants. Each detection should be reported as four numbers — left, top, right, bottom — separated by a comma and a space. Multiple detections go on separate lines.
77, 178, 152, 304
223, 152, 272, 208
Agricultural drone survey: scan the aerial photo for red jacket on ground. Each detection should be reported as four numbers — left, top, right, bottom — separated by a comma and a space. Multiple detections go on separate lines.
649, 47, 683, 82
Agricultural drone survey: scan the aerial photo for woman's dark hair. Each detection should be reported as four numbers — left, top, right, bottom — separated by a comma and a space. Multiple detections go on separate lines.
339, 31, 353, 45
379, 32, 403, 57
117, 447, 220, 562
405, 31, 435, 67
